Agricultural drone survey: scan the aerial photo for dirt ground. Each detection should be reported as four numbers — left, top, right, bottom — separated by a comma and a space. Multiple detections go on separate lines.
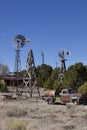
0, 88, 87, 130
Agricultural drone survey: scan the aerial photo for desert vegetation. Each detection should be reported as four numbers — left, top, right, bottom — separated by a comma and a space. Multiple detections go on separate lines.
0, 62, 87, 129
0, 88, 87, 130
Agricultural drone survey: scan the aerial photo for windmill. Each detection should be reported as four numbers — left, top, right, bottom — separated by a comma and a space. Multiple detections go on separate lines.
41, 51, 45, 65
13, 34, 30, 72
23, 49, 40, 97
13, 34, 30, 93
58, 49, 70, 83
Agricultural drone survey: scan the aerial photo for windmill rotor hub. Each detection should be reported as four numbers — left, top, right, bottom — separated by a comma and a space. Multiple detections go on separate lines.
14, 34, 28, 48
58, 49, 70, 60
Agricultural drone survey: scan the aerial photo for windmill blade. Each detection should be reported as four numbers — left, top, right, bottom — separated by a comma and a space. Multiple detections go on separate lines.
58, 49, 70, 59
14, 34, 30, 48
58, 49, 65, 59
24, 39, 30, 44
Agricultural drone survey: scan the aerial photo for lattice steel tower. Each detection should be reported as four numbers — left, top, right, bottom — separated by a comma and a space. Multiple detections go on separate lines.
14, 34, 29, 72
23, 49, 40, 97
41, 51, 45, 64
13, 34, 29, 94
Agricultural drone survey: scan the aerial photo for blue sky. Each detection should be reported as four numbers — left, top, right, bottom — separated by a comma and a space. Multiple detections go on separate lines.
0, 0, 87, 72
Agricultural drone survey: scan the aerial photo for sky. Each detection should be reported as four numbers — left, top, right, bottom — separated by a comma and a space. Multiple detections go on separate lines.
0, 0, 87, 72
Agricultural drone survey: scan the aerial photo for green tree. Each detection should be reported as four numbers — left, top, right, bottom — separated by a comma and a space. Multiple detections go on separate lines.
0, 83, 8, 92
21, 62, 87, 92
78, 81, 87, 95
36, 64, 53, 87
63, 62, 87, 90
43, 78, 54, 89
43, 68, 60, 90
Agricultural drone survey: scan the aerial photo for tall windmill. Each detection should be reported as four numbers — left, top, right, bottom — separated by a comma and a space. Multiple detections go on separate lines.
13, 34, 30, 92
41, 51, 45, 64
23, 49, 40, 97
14, 34, 29, 72
58, 49, 70, 83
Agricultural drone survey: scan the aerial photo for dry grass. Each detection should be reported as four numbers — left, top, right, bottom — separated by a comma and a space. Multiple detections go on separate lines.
5, 119, 27, 130
0, 89, 87, 130
7, 107, 27, 117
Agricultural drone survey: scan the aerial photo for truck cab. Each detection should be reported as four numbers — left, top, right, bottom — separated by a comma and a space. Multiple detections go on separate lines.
59, 88, 81, 104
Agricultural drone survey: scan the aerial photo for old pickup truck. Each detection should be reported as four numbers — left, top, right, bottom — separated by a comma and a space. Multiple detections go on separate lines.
59, 88, 81, 104
42, 88, 82, 104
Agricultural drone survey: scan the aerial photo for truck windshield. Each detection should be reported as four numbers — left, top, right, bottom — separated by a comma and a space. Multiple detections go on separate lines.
68, 89, 76, 94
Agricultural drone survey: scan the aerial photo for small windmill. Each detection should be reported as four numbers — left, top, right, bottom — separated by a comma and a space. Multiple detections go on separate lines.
41, 51, 45, 65
58, 49, 70, 83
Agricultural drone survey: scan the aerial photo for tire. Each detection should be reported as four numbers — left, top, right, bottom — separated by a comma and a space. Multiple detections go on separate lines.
72, 99, 78, 105
47, 97, 55, 104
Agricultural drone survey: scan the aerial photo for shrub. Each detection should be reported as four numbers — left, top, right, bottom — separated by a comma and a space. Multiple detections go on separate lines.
0, 82, 8, 92
5, 119, 27, 130
7, 108, 27, 117
78, 81, 87, 95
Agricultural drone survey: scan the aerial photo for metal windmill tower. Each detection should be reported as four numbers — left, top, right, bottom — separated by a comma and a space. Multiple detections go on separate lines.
23, 49, 40, 97
41, 51, 45, 64
13, 34, 29, 92
58, 49, 70, 83
14, 34, 29, 72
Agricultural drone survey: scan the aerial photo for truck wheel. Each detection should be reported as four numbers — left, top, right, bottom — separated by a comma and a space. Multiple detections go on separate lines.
47, 98, 52, 104
72, 99, 77, 105
47, 97, 55, 104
